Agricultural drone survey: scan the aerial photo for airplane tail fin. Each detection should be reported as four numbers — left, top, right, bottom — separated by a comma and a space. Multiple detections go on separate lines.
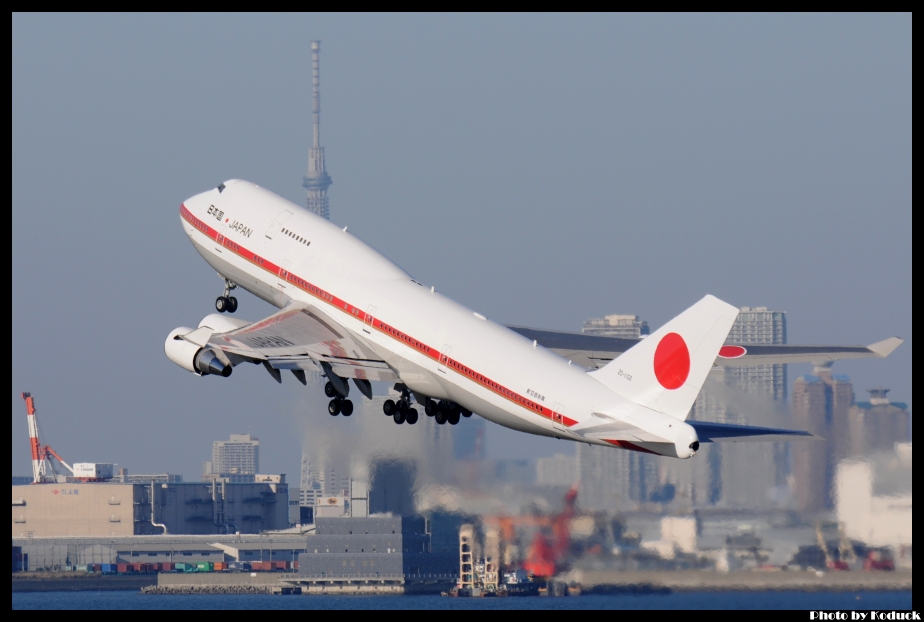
588, 295, 739, 420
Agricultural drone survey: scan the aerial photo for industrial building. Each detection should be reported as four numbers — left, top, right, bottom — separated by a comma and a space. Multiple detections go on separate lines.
12, 478, 289, 538
11, 533, 309, 571
296, 516, 456, 588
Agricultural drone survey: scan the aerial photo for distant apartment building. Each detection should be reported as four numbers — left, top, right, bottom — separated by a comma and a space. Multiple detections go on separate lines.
582, 314, 649, 339
578, 313, 658, 508
683, 306, 789, 510
536, 453, 578, 488
576, 444, 659, 511
203, 434, 260, 483
844, 389, 911, 458
791, 364, 854, 513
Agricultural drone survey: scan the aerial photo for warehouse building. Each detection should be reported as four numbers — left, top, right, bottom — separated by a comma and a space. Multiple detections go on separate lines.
12, 478, 289, 538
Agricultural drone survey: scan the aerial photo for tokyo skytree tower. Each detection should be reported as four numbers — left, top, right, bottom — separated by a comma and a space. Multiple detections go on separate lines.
303, 41, 332, 219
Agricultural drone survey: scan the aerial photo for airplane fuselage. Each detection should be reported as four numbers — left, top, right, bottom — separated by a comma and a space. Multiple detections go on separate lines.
179, 180, 698, 458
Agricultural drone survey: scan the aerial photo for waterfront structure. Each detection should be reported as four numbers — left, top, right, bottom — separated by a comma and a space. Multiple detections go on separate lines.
582, 314, 649, 339
12, 479, 289, 538
11, 533, 308, 570
297, 516, 457, 588
302, 41, 332, 219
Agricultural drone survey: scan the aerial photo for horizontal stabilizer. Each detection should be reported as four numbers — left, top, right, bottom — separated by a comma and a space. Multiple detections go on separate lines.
690, 420, 817, 443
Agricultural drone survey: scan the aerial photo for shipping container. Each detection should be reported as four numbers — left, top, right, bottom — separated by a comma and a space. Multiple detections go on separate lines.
101, 563, 117, 574
213, 562, 227, 572
76, 565, 89, 572
160, 562, 174, 572
227, 562, 251, 572
117, 563, 133, 574
195, 562, 213, 572
293, 561, 299, 570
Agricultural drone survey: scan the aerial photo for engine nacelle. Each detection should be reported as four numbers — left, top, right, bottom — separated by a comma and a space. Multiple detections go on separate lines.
164, 327, 232, 377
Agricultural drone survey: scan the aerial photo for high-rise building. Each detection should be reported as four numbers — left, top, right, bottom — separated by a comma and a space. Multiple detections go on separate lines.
582, 314, 649, 339
723, 307, 788, 400
204, 434, 260, 482
683, 306, 789, 509
536, 453, 578, 488
845, 389, 911, 458
791, 364, 854, 513
303, 41, 332, 219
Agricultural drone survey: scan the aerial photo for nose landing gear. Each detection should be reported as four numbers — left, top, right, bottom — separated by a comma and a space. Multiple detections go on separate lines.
215, 275, 238, 313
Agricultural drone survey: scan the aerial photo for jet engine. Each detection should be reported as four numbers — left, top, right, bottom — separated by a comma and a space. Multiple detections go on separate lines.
164, 327, 232, 377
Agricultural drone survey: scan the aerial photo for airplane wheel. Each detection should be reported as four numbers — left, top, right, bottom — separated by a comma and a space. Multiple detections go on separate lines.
461, 408, 472, 418
215, 296, 229, 313
448, 411, 461, 426
328, 399, 341, 416
341, 400, 354, 417
394, 409, 406, 425
425, 399, 438, 417
227, 296, 238, 313
405, 408, 418, 425
449, 402, 461, 417
324, 381, 338, 398
383, 399, 396, 416
396, 399, 409, 412
435, 410, 448, 425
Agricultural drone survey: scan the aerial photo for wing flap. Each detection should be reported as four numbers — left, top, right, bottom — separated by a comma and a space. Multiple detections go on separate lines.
202, 303, 397, 381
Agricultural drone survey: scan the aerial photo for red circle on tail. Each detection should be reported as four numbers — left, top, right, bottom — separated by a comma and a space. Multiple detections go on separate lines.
653, 332, 690, 390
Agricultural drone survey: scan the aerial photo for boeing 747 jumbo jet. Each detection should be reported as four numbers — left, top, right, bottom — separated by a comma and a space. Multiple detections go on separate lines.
166, 180, 902, 458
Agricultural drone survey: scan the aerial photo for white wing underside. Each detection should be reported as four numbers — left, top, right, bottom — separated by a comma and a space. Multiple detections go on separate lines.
202, 303, 398, 382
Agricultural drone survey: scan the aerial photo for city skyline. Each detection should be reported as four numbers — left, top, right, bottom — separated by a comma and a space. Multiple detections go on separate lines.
12, 14, 911, 483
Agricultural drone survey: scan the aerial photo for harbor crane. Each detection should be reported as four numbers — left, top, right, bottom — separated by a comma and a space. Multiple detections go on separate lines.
21, 392, 73, 483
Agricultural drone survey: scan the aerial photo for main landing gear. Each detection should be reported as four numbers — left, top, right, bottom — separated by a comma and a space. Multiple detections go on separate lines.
382, 387, 418, 425
215, 275, 238, 313
325, 380, 354, 417
384, 394, 471, 426
427, 399, 471, 426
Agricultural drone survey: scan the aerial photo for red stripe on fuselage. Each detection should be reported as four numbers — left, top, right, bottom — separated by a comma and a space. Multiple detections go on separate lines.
602, 439, 659, 455
180, 205, 577, 428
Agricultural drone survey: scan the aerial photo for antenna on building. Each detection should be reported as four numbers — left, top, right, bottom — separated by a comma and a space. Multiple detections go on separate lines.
303, 40, 332, 219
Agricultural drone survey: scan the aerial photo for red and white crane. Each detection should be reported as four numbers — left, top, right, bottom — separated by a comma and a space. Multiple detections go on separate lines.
21, 392, 73, 484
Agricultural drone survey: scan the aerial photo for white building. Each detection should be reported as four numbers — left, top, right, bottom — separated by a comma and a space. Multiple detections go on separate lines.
836, 443, 912, 552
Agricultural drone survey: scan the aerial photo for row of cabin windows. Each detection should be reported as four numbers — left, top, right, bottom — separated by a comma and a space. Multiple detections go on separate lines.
447, 357, 543, 414
282, 227, 310, 246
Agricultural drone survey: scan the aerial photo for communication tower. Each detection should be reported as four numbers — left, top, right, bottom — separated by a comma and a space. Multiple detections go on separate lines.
303, 40, 332, 219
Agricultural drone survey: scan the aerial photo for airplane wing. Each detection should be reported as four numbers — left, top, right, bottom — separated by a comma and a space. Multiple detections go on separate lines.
191, 303, 398, 383
506, 325, 902, 370
688, 421, 817, 443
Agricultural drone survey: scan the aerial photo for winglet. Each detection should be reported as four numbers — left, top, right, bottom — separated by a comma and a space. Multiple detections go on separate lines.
868, 337, 903, 358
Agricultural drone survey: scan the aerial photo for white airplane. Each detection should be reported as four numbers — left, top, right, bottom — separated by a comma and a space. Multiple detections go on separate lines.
166, 180, 902, 459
